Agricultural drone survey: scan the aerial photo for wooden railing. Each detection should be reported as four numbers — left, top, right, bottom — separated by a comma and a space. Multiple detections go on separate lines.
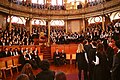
0, 55, 19, 61
0, 0, 120, 19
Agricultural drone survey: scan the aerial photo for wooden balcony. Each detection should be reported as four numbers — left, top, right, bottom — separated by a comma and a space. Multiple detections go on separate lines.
0, 0, 120, 19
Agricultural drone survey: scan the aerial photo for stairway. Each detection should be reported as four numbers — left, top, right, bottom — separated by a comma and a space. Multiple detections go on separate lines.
40, 45, 53, 63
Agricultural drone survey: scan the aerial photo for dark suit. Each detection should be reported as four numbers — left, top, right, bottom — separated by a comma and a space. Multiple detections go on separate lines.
53, 52, 61, 66
33, 52, 41, 67
26, 53, 38, 69
19, 54, 26, 67
2, 51, 11, 57
36, 70, 55, 80
88, 48, 96, 80
60, 52, 66, 65
84, 44, 92, 55
111, 51, 120, 80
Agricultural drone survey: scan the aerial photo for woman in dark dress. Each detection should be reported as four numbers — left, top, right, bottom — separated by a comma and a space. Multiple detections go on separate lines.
93, 43, 109, 80
76, 43, 89, 80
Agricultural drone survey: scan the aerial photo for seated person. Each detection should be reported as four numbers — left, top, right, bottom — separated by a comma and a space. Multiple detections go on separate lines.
53, 49, 61, 66
2, 47, 10, 57
60, 50, 67, 65
25, 49, 38, 69
33, 48, 41, 67
19, 51, 26, 68
36, 60, 55, 80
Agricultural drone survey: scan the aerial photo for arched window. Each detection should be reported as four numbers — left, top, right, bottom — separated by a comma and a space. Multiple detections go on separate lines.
58, 0, 63, 5
38, 0, 45, 4
88, 16, 102, 24
51, 0, 57, 5
7, 16, 26, 25
51, 0, 63, 5
32, 19, 46, 25
87, 0, 95, 2
110, 12, 120, 21
32, 0, 37, 3
50, 20, 64, 26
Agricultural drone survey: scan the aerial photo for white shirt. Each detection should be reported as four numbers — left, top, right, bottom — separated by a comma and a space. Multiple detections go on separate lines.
93, 52, 99, 66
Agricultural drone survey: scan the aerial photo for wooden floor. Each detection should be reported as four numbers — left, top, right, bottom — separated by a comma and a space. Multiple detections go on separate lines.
3, 64, 79, 80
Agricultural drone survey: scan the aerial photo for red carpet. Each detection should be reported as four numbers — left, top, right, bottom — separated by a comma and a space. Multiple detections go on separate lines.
67, 73, 78, 80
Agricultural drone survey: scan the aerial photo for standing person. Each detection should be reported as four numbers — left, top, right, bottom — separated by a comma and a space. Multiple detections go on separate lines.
53, 49, 61, 66
76, 43, 89, 80
88, 41, 97, 80
93, 43, 109, 80
36, 60, 55, 80
111, 40, 120, 80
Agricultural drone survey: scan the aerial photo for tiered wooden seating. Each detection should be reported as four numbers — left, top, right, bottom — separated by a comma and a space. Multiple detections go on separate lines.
51, 44, 78, 64
0, 57, 13, 79
7, 58, 19, 73
0, 45, 43, 78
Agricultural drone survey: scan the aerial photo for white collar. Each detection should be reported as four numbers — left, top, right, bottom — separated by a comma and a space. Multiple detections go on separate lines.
117, 49, 120, 53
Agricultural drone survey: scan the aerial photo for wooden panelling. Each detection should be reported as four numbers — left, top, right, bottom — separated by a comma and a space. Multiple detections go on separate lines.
51, 44, 78, 64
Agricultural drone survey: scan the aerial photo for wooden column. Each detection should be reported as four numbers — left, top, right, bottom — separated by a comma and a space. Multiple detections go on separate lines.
29, 19, 32, 34
65, 20, 68, 33
9, 15, 12, 31
102, 16, 105, 31
82, 18, 86, 32
26, 18, 32, 34
47, 20, 51, 45
83, 0, 87, 8
46, 0, 51, 9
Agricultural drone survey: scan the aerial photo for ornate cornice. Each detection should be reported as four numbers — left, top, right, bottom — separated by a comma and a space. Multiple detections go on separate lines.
0, 0, 120, 20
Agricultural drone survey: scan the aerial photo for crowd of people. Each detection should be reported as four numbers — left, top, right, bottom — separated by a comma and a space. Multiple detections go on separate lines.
0, 27, 34, 46
15, 37, 120, 80
0, 26, 48, 46
50, 23, 120, 44
76, 38, 120, 80
9, 0, 66, 10
16, 60, 67, 80
8, 0, 111, 11
0, 47, 41, 69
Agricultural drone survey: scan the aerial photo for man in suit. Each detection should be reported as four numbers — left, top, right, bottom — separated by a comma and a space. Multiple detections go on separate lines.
2, 47, 10, 57
9, 48, 14, 56
111, 40, 120, 80
36, 60, 55, 80
88, 41, 97, 80
53, 49, 61, 66
60, 50, 67, 65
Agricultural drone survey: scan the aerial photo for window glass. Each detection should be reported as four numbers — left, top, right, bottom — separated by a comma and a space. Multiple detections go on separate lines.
38, 0, 44, 4
51, 0, 57, 5
50, 20, 64, 26
58, 0, 63, 5
32, 0, 37, 3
